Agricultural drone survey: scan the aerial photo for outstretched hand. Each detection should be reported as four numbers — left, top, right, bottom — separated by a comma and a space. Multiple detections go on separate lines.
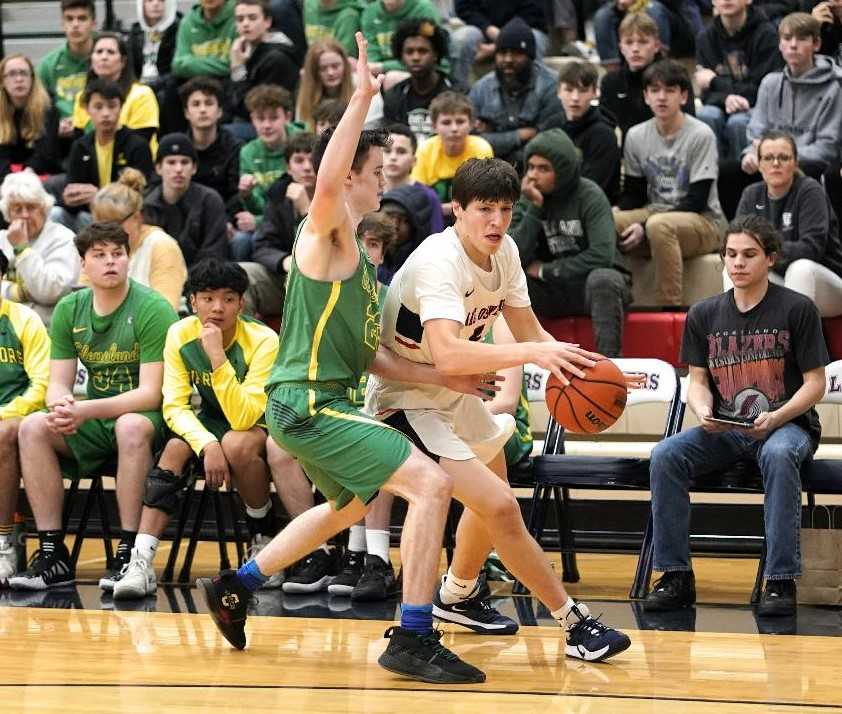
354, 31, 383, 97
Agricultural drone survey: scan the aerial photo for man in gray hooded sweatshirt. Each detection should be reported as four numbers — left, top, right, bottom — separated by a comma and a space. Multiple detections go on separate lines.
742, 12, 842, 177
510, 128, 632, 357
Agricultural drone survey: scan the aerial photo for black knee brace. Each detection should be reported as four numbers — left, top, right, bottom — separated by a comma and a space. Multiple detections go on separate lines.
143, 467, 190, 516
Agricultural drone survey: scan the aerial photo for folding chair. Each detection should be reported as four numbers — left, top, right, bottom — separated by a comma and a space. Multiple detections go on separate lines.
514, 358, 683, 594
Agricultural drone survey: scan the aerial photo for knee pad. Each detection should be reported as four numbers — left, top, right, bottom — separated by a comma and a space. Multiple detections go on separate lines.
143, 467, 190, 516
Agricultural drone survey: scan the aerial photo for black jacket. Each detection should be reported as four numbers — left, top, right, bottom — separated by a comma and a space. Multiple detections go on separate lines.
802, 0, 842, 60
193, 127, 242, 204
696, 8, 783, 108
127, 13, 182, 89
382, 73, 453, 137
252, 173, 298, 275
544, 106, 620, 204
230, 39, 300, 120
378, 183, 434, 284
0, 105, 62, 181
455, 0, 547, 32
143, 181, 228, 266
599, 53, 695, 145
64, 128, 154, 212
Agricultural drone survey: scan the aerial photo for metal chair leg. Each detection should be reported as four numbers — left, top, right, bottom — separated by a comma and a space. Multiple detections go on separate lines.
70, 477, 99, 566
558, 487, 580, 583
212, 490, 231, 571
630, 512, 655, 600
751, 538, 767, 604
96, 477, 114, 566
162, 477, 196, 582
178, 486, 210, 584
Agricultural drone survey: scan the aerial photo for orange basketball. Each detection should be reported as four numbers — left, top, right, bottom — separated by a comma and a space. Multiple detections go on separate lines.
545, 359, 628, 434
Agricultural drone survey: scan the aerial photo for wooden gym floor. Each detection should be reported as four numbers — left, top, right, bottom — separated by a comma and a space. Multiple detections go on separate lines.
1, 538, 841, 713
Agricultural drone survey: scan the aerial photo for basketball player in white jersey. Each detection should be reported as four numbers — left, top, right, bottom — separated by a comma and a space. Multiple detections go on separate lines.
366, 157, 632, 662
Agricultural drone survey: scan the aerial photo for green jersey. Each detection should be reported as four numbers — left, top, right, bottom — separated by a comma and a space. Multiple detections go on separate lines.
50, 280, 178, 399
268, 227, 381, 390
36, 43, 90, 119
348, 284, 387, 405
239, 128, 305, 218
303, 0, 366, 57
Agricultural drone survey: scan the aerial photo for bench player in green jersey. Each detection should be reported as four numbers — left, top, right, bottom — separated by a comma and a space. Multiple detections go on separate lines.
199, 32, 496, 685
0, 251, 51, 583
10, 222, 178, 591
113, 258, 281, 599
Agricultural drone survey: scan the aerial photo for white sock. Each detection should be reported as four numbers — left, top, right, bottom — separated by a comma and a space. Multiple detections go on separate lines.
245, 501, 272, 519
134, 534, 159, 564
365, 529, 390, 563
318, 543, 331, 554
552, 597, 589, 630
439, 567, 478, 605
347, 525, 366, 552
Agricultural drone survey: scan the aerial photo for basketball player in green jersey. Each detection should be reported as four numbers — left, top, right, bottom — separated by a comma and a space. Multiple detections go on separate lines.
0, 250, 51, 583
10, 222, 178, 592
114, 258, 281, 600
199, 32, 495, 685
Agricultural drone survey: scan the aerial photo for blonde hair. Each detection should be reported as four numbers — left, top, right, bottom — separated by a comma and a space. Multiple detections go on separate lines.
296, 40, 353, 131
91, 168, 146, 223
0, 55, 51, 146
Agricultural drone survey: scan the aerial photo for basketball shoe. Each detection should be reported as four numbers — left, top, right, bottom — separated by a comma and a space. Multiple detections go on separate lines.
378, 626, 486, 684
327, 548, 365, 596
282, 547, 336, 594
99, 543, 134, 592
351, 554, 399, 601
432, 575, 518, 634
565, 603, 631, 662
197, 569, 250, 650
0, 537, 16, 583
113, 548, 157, 600
8, 543, 74, 590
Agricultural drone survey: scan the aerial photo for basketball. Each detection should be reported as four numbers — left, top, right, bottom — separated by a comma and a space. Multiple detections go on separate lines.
545, 359, 628, 434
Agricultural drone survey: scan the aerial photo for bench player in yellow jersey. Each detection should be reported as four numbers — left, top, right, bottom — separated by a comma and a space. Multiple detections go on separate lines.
198, 32, 498, 685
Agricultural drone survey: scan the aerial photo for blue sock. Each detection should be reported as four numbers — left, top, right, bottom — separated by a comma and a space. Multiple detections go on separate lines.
400, 603, 433, 635
236, 559, 269, 593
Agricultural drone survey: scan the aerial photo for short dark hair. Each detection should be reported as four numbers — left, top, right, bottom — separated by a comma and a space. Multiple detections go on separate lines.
721, 215, 781, 256
642, 59, 692, 95
757, 130, 799, 162
452, 158, 520, 208
392, 18, 449, 63
245, 84, 293, 114
179, 76, 224, 109
386, 122, 417, 152
286, 132, 316, 157
312, 127, 391, 175
558, 61, 599, 90
83, 78, 125, 106
359, 212, 396, 251
0, 251, 8, 277
234, 0, 271, 17
61, 0, 95, 15
187, 258, 250, 296
312, 98, 347, 129
75, 221, 130, 258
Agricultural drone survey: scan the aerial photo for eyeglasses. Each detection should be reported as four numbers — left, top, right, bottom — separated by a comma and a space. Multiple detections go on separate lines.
759, 154, 794, 165
3, 69, 31, 80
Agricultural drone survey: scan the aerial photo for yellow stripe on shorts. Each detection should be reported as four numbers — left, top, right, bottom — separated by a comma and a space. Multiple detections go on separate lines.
319, 406, 405, 436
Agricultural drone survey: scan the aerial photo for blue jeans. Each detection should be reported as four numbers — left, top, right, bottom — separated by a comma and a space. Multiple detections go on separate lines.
697, 105, 751, 162
650, 423, 813, 580
230, 230, 255, 261
594, 0, 672, 63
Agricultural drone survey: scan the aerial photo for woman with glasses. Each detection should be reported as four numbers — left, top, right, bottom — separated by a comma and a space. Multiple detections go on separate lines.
0, 55, 61, 183
732, 129, 842, 316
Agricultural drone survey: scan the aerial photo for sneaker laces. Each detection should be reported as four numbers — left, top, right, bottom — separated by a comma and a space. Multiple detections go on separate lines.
26, 548, 62, 574
570, 612, 611, 638
419, 629, 459, 662
339, 550, 363, 574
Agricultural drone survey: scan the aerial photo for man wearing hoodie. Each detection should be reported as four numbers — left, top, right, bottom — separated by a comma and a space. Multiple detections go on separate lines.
546, 61, 621, 205
742, 12, 842, 177
599, 14, 694, 149
304, 0, 366, 57
695, 0, 783, 162
360, 0, 441, 75
128, 0, 183, 94
378, 183, 434, 284
510, 129, 631, 357
468, 18, 562, 169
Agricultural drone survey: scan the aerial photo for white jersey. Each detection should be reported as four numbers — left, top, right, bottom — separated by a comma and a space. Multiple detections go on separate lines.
366, 226, 530, 414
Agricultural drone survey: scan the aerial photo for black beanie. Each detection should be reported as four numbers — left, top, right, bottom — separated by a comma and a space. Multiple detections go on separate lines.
156, 133, 197, 163
495, 17, 536, 60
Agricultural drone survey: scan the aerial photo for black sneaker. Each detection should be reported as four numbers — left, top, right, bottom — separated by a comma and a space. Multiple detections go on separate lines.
378, 626, 486, 684
351, 554, 398, 601
756, 579, 796, 617
8, 546, 74, 590
98, 546, 133, 592
432, 577, 518, 635
327, 549, 365, 596
282, 548, 336, 594
643, 571, 696, 612
197, 569, 250, 650
565, 605, 631, 662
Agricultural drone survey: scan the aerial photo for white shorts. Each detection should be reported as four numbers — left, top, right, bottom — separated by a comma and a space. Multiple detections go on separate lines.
387, 395, 515, 464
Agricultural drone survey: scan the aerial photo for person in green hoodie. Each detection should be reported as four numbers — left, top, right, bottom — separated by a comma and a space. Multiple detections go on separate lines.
304, 0, 367, 57
510, 128, 632, 357
361, 0, 442, 78
172, 0, 237, 79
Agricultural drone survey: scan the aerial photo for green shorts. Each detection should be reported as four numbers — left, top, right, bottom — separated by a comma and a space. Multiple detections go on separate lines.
60, 411, 167, 478
267, 383, 412, 510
